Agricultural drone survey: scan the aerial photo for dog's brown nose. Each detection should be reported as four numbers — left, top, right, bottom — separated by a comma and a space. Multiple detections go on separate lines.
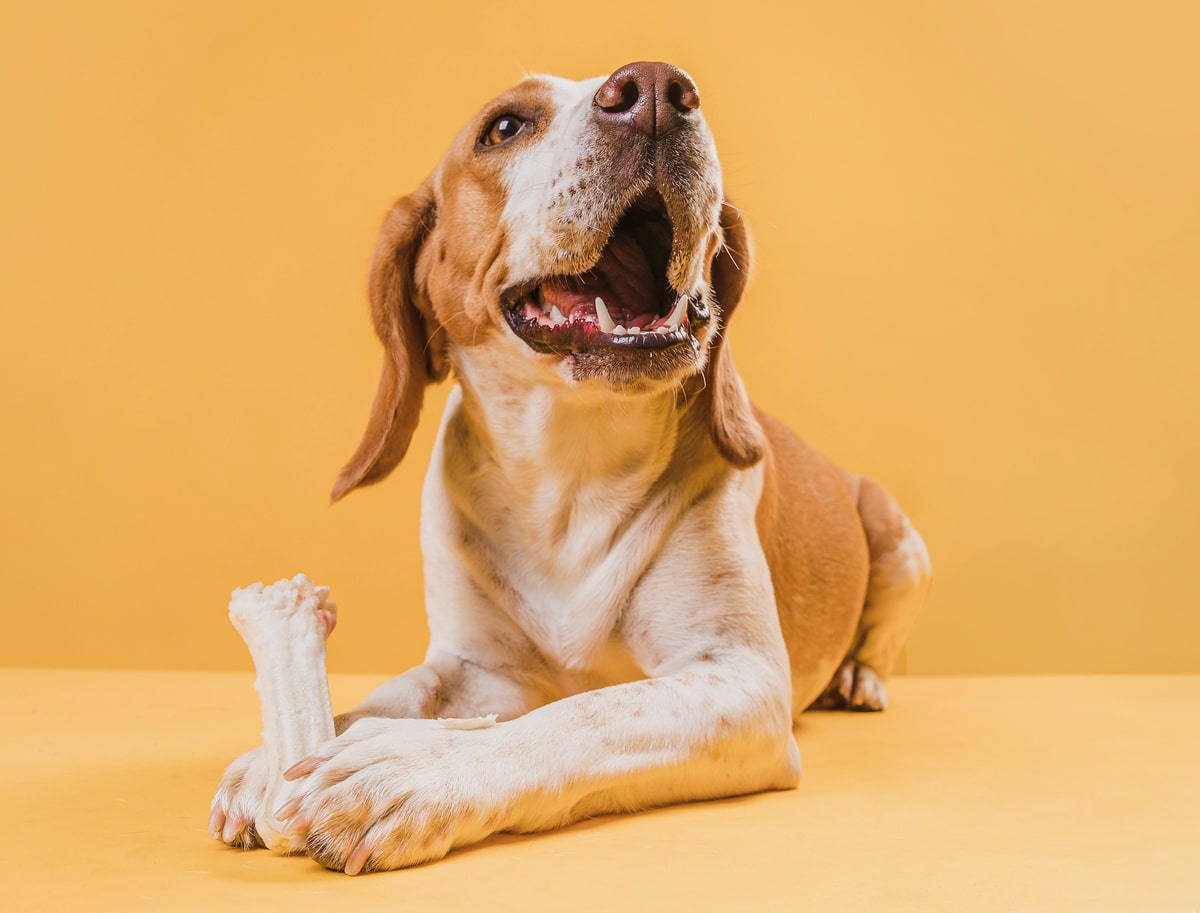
593, 61, 700, 138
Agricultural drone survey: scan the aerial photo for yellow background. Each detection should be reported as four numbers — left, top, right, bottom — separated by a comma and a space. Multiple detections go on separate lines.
2, 1, 1197, 675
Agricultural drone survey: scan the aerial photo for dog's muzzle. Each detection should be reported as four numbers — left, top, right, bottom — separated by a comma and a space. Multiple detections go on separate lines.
503, 62, 715, 358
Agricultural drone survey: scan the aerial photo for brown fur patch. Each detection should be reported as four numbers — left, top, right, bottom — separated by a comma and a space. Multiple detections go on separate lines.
754, 408, 871, 715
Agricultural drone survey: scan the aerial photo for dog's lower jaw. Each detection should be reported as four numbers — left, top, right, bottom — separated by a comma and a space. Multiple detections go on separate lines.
565, 334, 705, 386
487, 303, 716, 394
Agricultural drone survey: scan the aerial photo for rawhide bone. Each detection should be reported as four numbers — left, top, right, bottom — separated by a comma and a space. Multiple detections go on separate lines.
228, 574, 337, 853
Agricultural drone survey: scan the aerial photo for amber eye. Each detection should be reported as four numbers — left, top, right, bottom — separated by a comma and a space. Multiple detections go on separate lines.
481, 114, 526, 146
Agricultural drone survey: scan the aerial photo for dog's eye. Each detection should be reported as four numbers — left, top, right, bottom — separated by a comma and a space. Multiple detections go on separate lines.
481, 115, 526, 147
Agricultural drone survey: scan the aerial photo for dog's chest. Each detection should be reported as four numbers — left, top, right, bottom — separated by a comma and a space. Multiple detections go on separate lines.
435, 385, 681, 670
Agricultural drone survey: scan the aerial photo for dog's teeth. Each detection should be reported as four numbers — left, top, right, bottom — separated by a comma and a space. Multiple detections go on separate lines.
549, 305, 567, 325
613, 325, 627, 335
664, 295, 689, 329
628, 326, 641, 334
594, 296, 615, 333
655, 326, 670, 334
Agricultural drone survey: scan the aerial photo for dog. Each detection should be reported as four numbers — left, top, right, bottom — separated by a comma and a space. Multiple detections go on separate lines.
211, 61, 931, 874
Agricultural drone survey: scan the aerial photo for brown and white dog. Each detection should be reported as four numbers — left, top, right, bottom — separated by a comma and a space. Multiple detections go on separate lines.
211, 61, 931, 874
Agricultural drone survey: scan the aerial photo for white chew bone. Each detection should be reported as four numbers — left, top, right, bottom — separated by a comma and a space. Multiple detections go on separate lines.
437, 714, 498, 730
228, 574, 337, 854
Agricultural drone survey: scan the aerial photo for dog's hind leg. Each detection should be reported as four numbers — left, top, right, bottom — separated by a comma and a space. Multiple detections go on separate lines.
812, 476, 932, 712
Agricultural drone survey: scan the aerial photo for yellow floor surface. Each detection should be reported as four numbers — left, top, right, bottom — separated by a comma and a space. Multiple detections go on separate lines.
2, 670, 1197, 911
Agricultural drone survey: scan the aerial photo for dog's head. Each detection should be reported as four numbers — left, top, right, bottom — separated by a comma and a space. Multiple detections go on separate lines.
333, 62, 764, 501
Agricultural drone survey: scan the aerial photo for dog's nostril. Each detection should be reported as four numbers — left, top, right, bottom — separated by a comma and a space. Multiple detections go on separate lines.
595, 76, 639, 113
666, 78, 700, 113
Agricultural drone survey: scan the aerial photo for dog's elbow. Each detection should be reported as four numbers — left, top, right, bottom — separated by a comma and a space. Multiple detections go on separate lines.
683, 660, 802, 788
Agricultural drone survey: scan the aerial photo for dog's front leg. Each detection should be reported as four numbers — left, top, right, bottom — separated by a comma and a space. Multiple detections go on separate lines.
279, 650, 799, 874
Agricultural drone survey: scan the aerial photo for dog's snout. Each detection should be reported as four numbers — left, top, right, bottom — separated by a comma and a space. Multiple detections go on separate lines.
593, 61, 700, 137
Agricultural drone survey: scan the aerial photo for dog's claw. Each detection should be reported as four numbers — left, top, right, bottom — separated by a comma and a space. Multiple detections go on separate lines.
344, 838, 375, 876
275, 794, 304, 821
208, 806, 226, 837
285, 756, 322, 780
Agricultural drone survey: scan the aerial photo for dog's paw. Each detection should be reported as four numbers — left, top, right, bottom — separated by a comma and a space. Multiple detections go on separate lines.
812, 659, 889, 712
278, 718, 511, 874
209, 746, 270, 848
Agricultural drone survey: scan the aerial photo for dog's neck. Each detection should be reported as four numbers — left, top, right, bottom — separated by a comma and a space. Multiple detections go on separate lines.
450, 345, 695, 492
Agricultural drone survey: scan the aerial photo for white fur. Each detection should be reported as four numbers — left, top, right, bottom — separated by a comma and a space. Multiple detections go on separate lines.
500, 75, 607, 284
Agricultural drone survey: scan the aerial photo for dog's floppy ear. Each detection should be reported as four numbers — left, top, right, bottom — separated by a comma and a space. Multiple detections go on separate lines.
705, 200, 766, 468
331, 183, 447, 502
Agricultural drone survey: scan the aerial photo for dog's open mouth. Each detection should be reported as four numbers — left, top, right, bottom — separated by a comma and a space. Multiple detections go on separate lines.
503, 190, 708, 354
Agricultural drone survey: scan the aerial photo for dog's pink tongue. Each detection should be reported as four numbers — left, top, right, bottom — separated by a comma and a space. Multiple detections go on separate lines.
542, 231, 657, 320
